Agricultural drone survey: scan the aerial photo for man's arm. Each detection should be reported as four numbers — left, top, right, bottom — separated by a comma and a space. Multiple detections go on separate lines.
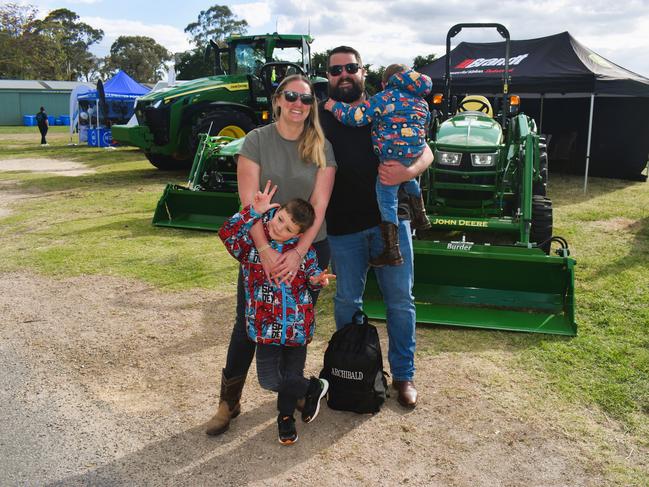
378, 144, 433, 186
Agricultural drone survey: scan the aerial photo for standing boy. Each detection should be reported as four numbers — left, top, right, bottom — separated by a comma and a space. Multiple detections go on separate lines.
219, 181, 334, 445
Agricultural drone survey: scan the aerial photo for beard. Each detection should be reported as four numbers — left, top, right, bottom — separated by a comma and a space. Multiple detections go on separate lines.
328, 76, 364, 103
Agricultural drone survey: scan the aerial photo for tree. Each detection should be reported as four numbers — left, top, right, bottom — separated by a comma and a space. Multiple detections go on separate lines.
312, 50, 330, 77
0, 3, 50, 79
175, 48, 213, 80
184, 5, 247, 48
364, 65, 385, 96
105, 36, 171, 83
31, 8, 103, 80
412, 53, 436, 71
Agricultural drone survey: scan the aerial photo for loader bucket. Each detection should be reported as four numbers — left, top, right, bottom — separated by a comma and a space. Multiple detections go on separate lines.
363, 241, 576, 336
152, 184, 240, 231
152, 136, 243, 231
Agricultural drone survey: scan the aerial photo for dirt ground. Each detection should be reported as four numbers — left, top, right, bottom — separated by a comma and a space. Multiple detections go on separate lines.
0, 161, 644, 486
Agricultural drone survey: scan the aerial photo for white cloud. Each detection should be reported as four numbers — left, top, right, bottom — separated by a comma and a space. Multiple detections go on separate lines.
263, 0, 649, 76
231, 2, 272, 28
81, 16, 192, 56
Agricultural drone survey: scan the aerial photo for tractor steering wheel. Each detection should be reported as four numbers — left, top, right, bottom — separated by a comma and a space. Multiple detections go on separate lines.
457, 95, 493, 117
258, 62, 307, 97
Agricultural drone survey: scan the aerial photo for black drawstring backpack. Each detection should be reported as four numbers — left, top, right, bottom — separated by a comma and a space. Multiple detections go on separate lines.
319, 311, 389, 414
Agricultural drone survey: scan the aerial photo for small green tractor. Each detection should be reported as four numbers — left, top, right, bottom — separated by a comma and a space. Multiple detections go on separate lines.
151, 23, 577, 336
363, 23, 577, 335
111, 33, 327, 170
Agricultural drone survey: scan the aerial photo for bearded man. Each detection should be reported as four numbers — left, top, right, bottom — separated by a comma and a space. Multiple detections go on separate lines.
318, 46, 433, 408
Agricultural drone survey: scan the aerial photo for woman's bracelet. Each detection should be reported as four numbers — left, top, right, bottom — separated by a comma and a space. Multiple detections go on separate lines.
293, 247, 303, 260
257, 244, 270, 253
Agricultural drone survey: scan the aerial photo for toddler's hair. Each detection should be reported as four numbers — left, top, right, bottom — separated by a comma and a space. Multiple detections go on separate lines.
382, 64, 407, 84
282, 199, 315, 233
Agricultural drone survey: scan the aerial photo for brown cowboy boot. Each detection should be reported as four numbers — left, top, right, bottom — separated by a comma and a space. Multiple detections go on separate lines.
205, 369, 246, 436
370, 222, 404, 267
392, 380, 418, 409
409, 194, 431, 231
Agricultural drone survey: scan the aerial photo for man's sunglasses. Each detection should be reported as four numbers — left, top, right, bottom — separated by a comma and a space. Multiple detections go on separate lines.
327, 63, 360, 76
280, 90, 315, 105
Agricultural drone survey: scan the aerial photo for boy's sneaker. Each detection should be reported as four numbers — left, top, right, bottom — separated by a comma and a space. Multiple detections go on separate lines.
301, 377, 329, 423
277, 415, 298, 445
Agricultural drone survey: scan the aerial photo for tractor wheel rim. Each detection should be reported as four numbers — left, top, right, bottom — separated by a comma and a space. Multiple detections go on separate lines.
217, 125, 246, 138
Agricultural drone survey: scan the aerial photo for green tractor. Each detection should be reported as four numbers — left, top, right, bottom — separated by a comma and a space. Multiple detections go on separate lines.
111, 33, 327, 170
362, 23, 577, 335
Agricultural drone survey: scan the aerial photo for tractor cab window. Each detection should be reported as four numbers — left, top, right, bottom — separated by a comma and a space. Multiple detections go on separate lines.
232, 41, 266, 75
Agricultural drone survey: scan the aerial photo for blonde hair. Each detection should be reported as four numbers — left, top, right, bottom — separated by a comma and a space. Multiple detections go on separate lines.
272, 74, 327, 169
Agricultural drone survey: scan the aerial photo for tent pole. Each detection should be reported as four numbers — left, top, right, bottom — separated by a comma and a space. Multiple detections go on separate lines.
584, 94, 595, 193
539, 94, 544, 133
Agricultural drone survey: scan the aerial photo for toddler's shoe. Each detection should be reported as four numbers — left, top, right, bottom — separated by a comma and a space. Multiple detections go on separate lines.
277, 415, 298, 445
301, 377, 329, 423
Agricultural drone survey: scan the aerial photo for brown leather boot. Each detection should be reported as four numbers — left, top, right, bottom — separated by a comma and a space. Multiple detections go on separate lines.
370, 222, 404, 267
409, 194, 431, 231
205, 369, 246, 436
392, 380, 417, 409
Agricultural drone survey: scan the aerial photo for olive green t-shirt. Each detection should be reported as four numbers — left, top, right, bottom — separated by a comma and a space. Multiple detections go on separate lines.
238, 123, 337, 242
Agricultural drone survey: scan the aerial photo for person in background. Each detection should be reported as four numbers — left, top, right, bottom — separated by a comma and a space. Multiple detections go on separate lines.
36, 106, 49, 146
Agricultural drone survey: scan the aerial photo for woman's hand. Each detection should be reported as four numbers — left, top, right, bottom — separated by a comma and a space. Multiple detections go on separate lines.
259, 247, 282, 283
252, 180, 280, 215
272, 248, 302, 284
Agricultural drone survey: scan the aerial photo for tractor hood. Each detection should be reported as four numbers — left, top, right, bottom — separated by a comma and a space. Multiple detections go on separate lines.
137, 75, 249, 103
436, 113, 502, 150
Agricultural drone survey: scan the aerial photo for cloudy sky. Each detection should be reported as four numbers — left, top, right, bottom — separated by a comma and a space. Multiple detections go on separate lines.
18, 0, 649, 77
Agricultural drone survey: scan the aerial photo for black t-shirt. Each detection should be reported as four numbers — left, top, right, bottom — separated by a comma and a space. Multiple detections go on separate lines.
319, 104, 382, 236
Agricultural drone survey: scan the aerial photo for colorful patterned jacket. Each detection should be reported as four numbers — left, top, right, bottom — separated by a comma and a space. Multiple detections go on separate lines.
219, 205, 323, 347
330, 68, 432, 164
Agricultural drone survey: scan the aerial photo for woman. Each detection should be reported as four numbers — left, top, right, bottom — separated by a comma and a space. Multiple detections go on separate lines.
205, 75, 336, 435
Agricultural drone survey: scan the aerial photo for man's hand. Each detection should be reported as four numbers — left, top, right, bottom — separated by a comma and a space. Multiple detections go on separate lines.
252, 180, 280, 215
309, 268, 336, 287
378, 160, 417, 186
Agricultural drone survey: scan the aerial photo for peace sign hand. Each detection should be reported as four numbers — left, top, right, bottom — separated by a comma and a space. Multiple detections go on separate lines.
252, 180, 280, 215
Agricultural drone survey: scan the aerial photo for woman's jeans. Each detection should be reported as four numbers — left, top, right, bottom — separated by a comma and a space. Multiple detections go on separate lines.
328, 220, 416, 381
222, 239, 330, 380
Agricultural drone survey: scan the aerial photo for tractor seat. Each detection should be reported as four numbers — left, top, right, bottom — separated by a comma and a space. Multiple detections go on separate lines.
457, 95, 493, 118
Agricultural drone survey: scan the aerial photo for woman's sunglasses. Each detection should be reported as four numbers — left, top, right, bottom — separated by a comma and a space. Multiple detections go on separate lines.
327, 63, 360, 76
280, 90, 315, 105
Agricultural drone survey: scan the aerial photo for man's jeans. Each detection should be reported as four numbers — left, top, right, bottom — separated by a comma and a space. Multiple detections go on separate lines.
329, 220, 416, 381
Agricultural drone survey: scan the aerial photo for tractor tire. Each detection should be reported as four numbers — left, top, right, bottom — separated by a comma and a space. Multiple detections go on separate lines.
533, 143, 549, 196
531, 195, 553, 254
190, 109, 257, 156
145, 152, 191, 171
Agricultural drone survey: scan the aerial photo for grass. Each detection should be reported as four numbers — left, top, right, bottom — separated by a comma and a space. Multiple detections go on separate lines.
1, 126, 648, 478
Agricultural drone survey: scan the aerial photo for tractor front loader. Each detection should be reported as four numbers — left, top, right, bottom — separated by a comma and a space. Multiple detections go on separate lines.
363, 24, 577, 335
152, 135, 242, 230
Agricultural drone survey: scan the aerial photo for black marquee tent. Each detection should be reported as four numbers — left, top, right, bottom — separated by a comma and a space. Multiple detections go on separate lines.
419, 32, 649, 187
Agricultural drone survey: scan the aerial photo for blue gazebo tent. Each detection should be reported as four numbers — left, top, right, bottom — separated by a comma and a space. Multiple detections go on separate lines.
72, 71, 149, 145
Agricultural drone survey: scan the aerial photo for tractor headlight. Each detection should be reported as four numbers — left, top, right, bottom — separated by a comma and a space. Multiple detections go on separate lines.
436, 151, 462, 166
471, 153, 497, 167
